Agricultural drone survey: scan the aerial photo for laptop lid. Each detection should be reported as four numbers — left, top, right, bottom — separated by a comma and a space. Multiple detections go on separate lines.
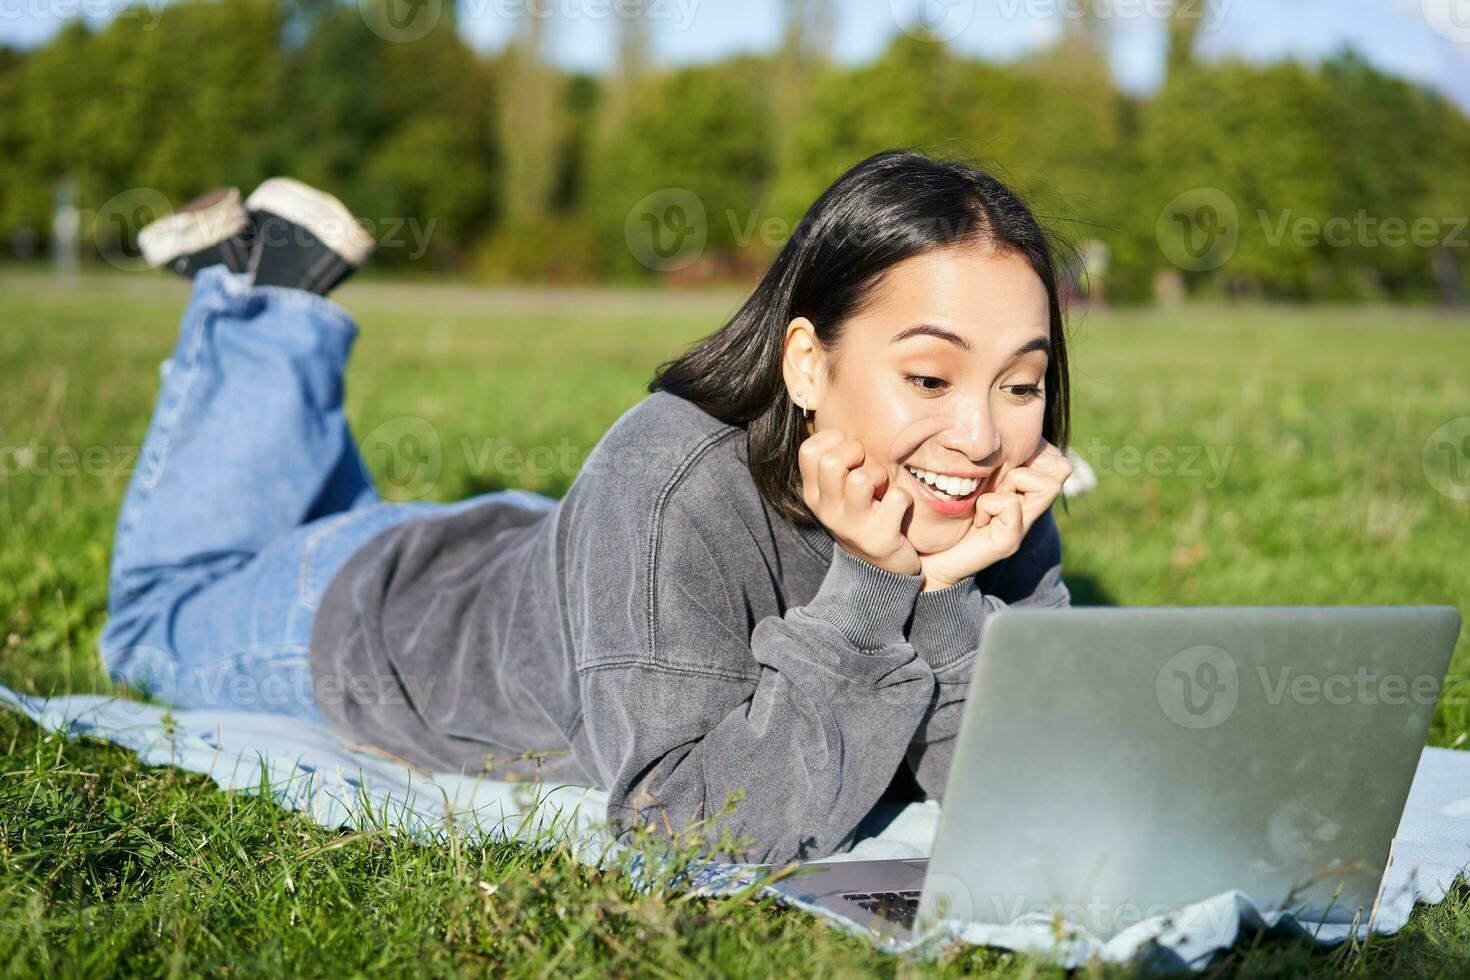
915, 605, 1461, 940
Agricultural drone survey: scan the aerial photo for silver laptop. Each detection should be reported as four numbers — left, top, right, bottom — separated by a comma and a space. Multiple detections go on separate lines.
765, 605, 1461, 946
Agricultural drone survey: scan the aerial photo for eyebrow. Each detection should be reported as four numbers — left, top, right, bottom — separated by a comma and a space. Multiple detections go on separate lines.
890, 323, 1052, 361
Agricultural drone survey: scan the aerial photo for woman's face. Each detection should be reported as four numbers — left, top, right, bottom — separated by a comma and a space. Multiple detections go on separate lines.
783, 245, 1052, 555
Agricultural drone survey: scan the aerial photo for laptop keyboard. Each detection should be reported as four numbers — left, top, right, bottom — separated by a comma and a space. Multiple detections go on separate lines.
842, 889, 922, 929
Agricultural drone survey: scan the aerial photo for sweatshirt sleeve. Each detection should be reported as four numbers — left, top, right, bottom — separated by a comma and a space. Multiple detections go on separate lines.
901, 509, 1071, 801
573, 488, 936, 866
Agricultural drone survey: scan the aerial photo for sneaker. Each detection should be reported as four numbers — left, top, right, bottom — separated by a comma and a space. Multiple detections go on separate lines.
138, 187, 253, 277
245, 177, 375, 295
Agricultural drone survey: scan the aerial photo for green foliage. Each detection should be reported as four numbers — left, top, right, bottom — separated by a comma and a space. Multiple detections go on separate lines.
1141, 59, 1337, 297
581, 57, 773, 279
1319, 49, 1470, 300
3, 2, 282, 232
770, 34, 992, 227
0, 1, 1468, 298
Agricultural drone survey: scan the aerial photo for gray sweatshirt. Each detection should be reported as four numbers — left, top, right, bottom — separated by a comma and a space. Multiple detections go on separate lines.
308, 390, 1069, 864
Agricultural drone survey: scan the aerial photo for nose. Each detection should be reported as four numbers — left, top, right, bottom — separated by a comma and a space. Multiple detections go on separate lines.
935, 394, 1002, 467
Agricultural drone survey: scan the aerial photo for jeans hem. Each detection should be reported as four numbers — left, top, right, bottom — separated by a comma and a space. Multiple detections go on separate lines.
200, 265, 357, 340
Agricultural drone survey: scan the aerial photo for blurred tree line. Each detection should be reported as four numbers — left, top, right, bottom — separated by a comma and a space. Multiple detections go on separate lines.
0, 0, 1467, 302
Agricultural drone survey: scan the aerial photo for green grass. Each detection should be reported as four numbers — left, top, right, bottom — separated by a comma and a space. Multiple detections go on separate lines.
2, 266, 1469, 976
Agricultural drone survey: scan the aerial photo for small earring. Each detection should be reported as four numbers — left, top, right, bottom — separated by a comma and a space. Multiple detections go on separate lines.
795, 391, 813, 424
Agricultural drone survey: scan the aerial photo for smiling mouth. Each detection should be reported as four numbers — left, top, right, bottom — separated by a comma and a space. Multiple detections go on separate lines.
903, 464, 987, 504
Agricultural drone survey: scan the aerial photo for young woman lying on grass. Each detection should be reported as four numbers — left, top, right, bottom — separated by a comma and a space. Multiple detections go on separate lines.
100, 149, 1074, 865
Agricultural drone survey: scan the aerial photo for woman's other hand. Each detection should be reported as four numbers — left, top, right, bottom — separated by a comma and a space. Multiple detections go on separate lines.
916, 440, 1072, 591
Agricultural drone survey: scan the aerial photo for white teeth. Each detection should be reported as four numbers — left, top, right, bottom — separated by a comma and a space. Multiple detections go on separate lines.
905, 465, 978, 499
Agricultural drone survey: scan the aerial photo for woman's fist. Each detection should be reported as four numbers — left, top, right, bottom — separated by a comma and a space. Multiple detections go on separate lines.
798, 429, 921, 577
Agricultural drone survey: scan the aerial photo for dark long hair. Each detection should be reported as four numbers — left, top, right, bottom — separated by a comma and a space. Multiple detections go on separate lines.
648, 148, 1073, 530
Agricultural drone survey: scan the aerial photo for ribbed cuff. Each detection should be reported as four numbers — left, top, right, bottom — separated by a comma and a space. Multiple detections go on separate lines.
909, 576, 984, 669
802, 545, 924, 651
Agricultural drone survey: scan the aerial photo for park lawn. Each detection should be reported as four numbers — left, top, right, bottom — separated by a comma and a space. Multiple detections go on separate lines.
2, 266, 1468, 977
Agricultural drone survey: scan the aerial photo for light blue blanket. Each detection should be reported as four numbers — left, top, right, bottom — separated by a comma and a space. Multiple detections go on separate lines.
5, 684, 1468, 973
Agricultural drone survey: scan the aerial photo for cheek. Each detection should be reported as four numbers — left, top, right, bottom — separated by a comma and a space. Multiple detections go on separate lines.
999, 402, 1046, 465
849, 388, 939, 465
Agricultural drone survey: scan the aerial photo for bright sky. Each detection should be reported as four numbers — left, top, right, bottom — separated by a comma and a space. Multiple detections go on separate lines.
4, 0, 1468, 108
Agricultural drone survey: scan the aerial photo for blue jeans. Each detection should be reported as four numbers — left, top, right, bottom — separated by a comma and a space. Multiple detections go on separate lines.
99, 266, 557, 722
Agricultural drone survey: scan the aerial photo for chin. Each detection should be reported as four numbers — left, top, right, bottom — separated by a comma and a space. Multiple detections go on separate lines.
906, 518, 969, 556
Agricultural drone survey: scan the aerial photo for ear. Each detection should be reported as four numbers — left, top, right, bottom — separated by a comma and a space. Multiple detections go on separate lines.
781, 316, 825, 408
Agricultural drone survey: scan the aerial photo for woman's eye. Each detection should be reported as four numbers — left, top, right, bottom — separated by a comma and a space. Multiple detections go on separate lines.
1004, 384, 1043, 402
905, 375, 949, 394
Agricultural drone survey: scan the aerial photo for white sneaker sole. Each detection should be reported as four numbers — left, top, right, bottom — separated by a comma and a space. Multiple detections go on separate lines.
137, 188, 250, 268
245, 177, 375, 265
